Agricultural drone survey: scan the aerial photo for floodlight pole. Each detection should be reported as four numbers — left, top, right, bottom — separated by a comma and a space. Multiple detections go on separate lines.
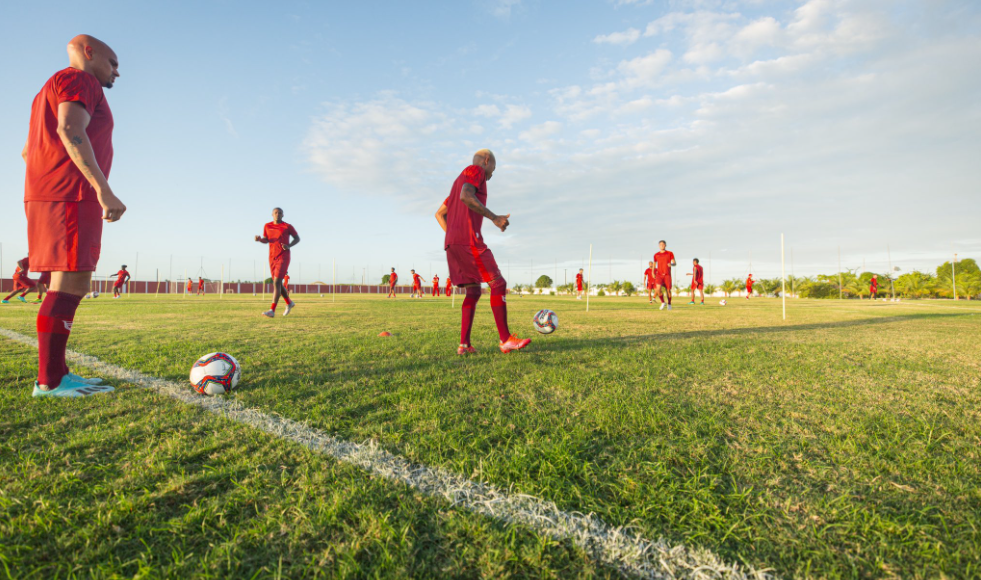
838, 246, 842, 300
781, 234, 786, 320
155, 269, 159, 298
586, 244, 593, 312
220, 264, 224, 299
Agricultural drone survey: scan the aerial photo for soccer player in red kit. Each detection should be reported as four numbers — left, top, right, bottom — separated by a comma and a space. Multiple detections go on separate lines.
687, 258, 705, 305
870, 275, 878, 300
186, 278, 193, 294
387, 268, 398, 298
255, 207, 300, 317
197, 277, 204, 296
410, 269, 423, 299
445, 276, 452, 297
21, 35, 123, 396
643, 261, 655, 304
283, 274, 290, 293
437, 149, 530, 354
745, 274, 755, 299
432, 274, 440, 297
576, 269, 585, 300
653, 240, 676, 311
2, 257, 38, 304
112, 264, 129, 298
33, 272, 51, 304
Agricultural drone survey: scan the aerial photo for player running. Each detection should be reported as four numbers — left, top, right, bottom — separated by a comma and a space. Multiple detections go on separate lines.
745, 274, 755, 299
687, 258, 705, 305
186, 278, 192, 295
112, 264, 129, 298
20, 35, 124, 396
653, 241, 677, 310
643, 261, 655, 304
437, 149, 530, 354
576, 269, 585, 300
387, 268, 398, 298
410, 269, 423, 299
283, 274, 290, 293
445, 275, 452, 297
2, 257, 37, 304
432, 274, 440, 297
255, 207, 300, 317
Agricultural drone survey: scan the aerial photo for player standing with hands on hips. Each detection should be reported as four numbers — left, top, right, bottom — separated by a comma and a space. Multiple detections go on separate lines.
22, 35, 123, 396
438, 150, 530, 354
255, 207, 300, 318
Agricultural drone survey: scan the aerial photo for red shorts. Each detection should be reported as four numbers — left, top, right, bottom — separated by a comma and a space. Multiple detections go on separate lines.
746, 286, 753, 294
269, 252, 291, 280
37, 272, 51, 286
646, 281, 655, 290
577, 283, 583, 291
691, 281, 704, 290
26, 200, 103, 272
412, 284, 422, 291
13, 276, 37, 290
655, 274, 672, 289
446, 244, 502, 286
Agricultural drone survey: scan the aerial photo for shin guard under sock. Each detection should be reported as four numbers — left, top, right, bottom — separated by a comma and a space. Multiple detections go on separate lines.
461, 287, 480, 346
37, 291, 81, 388
489, 278, 510, 342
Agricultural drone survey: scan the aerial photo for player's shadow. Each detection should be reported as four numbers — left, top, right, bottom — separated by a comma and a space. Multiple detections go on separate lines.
545, 312, 971, 353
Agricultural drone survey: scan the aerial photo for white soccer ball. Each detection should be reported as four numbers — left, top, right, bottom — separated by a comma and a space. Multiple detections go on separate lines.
92, 291, 100, 298
533, 309, 558, 334
720, 299, 727, 306
189, 352, 241, 395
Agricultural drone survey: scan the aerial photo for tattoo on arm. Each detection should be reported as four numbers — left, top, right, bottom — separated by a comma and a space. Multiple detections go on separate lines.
460, 184, 496, 220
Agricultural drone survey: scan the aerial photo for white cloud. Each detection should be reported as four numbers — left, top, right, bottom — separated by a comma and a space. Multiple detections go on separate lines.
473, 103, 532, 128
594, 28, 642, 46
518, 121, 562, 141
617, 49, 673, 88
488, 0, 522, 19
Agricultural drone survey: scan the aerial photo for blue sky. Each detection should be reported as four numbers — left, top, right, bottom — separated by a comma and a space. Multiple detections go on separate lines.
1, 0, 979, 286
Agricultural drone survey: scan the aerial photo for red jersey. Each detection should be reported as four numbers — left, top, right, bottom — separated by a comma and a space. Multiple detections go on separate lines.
116, 269, 129, 283
13, 257, 30, 279
643, 268, 654, 284
389, 273, 398, 285
433, 276, 439, 285
870, 279, 878, 290
198, 278, 204, 288
186, 280, 192, 291
746, 277, 753, 289
692, 264, 704, 283
412, 273, 422, 286
25, 68, 113, 203
444, 165, 488, 249
446, 277, 452, 287
263, 221, 299, 261
284, 275, 290, 285
653, 251, 675, 276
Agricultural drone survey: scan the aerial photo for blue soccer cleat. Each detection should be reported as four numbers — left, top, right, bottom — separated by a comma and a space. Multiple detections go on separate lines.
32, 376, 115, 398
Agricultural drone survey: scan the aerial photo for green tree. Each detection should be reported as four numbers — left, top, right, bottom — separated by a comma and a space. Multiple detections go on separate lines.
895, 271, 936, 299
958, 271, 981, 300
381, 274, 391, 285
535, 275, 553, 292
608, 280, 622, 296
703, 283, 717, 297
622, 281, 636, 296
720, 279, 738, 297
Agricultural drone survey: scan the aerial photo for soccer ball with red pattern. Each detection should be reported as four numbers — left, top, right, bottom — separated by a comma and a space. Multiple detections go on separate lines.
189, 352, 241, 395
533, 309, 558, 334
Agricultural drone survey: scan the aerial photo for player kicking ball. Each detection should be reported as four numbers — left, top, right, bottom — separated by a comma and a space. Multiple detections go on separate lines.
643, 261, 655, 304
687, 258, 705, 305
112, 264, 129, 298
410, 269, 424, 299
437, 149, 530, 355
653, 241, 676, 310
255, 207, 300, 317
2, 257, 37, 304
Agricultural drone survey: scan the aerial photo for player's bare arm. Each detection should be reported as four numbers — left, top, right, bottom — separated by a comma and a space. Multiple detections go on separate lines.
56, 101, 126, 222
435, 202, 448, 232
282, 235, 300, 252
460, 183, 510, 232
255, 235, 269, 243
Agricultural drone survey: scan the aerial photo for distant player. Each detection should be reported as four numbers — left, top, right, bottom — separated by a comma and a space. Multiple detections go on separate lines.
283, 274, 290, 293
21, 35, 124, 396
870, 275, 878, 300
653, 240, 677, 310
3, 257, 38, 304
687, 258, 705, 304
32, 272, 51, 304
112, 264, 129, 298
643, 261, 655, 304
411, 269, 423, 298
387, 268, 398, 298
432, 274, 440, 297
745, 274, 755, 299
197, 276, 204, 296
437, 149, 530, 354
445, 275, 452, 297
255, 207, 300, 317
186, 278, 192, 295
576, 269, 584, 300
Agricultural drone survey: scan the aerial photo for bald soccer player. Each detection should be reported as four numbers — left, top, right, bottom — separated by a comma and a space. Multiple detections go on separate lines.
20, 35, 124, 396
255, 207, 299, 317
437, 150, 531, 354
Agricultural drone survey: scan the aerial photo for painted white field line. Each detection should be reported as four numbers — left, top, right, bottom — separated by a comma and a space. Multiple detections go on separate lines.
1, 327, 775, 580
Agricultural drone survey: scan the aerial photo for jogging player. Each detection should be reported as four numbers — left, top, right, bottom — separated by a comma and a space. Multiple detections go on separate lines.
255, 207, 299, 317
653, 240, 676, 310
112, 264, 129, 298
687, 258, 705, 304
387, 268, 398, 298
745, 274, 755, 299
643, 261, 655, 304
2, 257, 37, 304
576, 269, 584, 300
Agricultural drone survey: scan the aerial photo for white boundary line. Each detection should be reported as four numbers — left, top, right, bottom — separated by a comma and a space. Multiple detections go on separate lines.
0, 327, 776, 580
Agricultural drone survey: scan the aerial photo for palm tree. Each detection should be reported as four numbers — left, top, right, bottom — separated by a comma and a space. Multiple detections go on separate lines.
608, 280, 623, 296
959, 272, 981, 300
703, 283, 718, 297
622, 281, 636, 296
720, 279, 737, 297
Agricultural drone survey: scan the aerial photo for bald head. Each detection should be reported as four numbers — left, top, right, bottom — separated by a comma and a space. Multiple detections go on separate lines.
67, 35, 119, 89
473, 149, 497, 180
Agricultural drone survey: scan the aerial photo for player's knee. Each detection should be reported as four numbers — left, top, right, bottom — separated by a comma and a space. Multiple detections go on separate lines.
489, 277, 507, 295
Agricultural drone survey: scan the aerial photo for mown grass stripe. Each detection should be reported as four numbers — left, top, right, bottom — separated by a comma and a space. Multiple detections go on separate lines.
0, 326, 776, 580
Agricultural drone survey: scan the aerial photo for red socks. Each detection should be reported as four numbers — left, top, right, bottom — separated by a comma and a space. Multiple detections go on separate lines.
460, 287, 480, 346
489, 279, 510, 342
270, 302, 277, 311
37, 291, 81, 388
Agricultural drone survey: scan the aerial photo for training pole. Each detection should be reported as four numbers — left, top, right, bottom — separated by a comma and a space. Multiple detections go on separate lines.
586, 244, 593, 312
155, 269, 159, 298
220, 264, 224, 299
781, 234, 786, 320
131, 252, 138, 298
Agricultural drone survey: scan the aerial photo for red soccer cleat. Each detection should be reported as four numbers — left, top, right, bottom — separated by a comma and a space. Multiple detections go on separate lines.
456, 345, 478, 355
499, 334, 531, 353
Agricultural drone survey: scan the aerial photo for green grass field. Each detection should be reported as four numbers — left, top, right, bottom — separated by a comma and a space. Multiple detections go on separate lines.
2, 293, 980, 579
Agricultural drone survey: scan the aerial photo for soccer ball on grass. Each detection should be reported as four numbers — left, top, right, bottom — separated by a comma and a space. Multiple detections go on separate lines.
189, 352, 241, 395
719, 299, 727, 306
533, 309, 558, 334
